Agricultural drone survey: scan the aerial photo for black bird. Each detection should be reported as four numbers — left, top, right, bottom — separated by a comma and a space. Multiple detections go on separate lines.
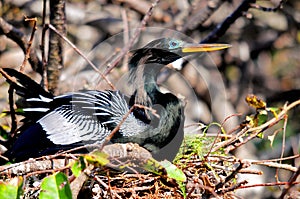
0, 38, 230, 162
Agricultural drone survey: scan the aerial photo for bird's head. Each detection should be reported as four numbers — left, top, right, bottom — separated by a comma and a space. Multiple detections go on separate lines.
128, 38, 231, 106
129, 38, 231, 66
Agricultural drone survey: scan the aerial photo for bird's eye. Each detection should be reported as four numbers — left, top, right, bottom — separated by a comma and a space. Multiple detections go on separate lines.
168, 40, 180, 49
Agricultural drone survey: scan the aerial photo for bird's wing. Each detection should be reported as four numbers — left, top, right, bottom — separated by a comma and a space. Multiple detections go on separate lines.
38, 90, 129, 145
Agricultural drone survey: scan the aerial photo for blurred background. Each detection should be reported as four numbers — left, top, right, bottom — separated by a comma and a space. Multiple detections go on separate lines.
0, 0, 299, 198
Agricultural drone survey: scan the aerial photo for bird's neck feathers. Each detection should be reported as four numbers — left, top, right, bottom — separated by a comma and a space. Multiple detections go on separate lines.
129, 60, 163, 106
143, 92, 183, 150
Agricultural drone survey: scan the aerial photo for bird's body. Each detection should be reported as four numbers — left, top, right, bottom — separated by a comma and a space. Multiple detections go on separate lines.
7, 88, 181, 161
0, 38, 230, 163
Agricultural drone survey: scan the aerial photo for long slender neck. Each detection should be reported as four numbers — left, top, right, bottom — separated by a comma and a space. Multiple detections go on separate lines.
128, 51, 184, 152
129, 51, 162, 106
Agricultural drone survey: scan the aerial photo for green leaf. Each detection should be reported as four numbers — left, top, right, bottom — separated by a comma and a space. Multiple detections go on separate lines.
160, 160, 186, 198
160, 160, 186, 182
267, 107, 280, 119
0, 112, 8, 118
39, 172, 72, 199
15, 108, 25, 114
257, 110, 268, 126
71, 156, 86, 177
0, 176, 23, 199
142, 158, 165, 175
84, 151, 109, 166
142, 159, 187, 197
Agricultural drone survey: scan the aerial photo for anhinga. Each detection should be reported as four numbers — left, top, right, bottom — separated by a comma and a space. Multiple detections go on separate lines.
0, 38, 230, 163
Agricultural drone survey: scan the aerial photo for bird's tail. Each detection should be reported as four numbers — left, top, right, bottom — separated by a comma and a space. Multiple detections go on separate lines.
0, 68, 54, 119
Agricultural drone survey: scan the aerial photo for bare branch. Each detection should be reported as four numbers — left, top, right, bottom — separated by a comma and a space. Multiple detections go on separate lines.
0, 17, 42, 74
20, 17, 37, 72
201, 0, 256, 43
181, 0, 227, 32
103, 0, 160, 76
47, 0, 66, 94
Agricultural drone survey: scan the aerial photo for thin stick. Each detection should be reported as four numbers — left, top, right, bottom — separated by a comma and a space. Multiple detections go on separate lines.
213, 100, 300, 152
253, 154, 300, 163
233, 101, 298, 148
276, 114, 288, 182
20, 17, 37, 72
201, 0, 255, 43
121, 8, 129, 71
103, 0, 160, 76
215, 160, 244, 192
41, 0, 49, 90
0, 17, 42, 73
205, 113, 241, 160
102, 104, 158, 149
47, 24, 116, 90
0, 68, 18, 136
8, 86, 17, 137
239, 181, 300, 189
279, 166, 300, 199
94, 175, 123, 199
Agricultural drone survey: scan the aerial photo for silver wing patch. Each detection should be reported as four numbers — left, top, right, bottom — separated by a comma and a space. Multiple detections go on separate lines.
38, 90, 148, 145
38, 105, 110, 145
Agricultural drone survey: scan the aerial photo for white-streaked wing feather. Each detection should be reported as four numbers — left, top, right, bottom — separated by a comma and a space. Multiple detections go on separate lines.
38, 90, 147, 145
109, 91, 148, 136
38, 90, 129, 145
38, 107, 110, 145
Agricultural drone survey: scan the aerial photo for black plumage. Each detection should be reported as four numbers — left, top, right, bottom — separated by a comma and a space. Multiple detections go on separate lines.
0, 38, 230, 162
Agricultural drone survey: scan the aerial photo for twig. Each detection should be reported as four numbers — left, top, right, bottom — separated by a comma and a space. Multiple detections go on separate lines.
215, 160, 244, 192
8, 86, 17, 137
239, 181, 300, 189
103, 0, 160, 76
20, 17, 37, 72
233, 100, 300, 149
279, 166, 300, 199
219, 180, 248, 194
0, 158, 73, 176
116, 0, 168, 22
47, 0, 66, 93
0, 68, 19, 136
250, 161, 297, 172
94, 175, 123, 199
197, 184, 222, 199
254, 154, 300, 163
0, 155, 9, 162
207, 155, 299, 172
0, 17, 43, 73
205, 113, 241, 160
221, 113, 243, 130
102, 104, 159, 149
114, 185, 155, 193
0, 145, 98, 173
180, 0, 226, 32
47, 24, 116, 90
41, 0, 49, 90
213, 100, 300, 152
25, 165, 70, 178
201, 0, 256, 43
210, 164, 262, 175
204, 134, 233, 138
121, 8, 130, 72
276, 114, 288, 181
212, 127, 248, 152
35, 144, 101, 159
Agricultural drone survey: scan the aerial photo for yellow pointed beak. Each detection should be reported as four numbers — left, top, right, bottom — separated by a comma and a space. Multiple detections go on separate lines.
182, 43, 231, 53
